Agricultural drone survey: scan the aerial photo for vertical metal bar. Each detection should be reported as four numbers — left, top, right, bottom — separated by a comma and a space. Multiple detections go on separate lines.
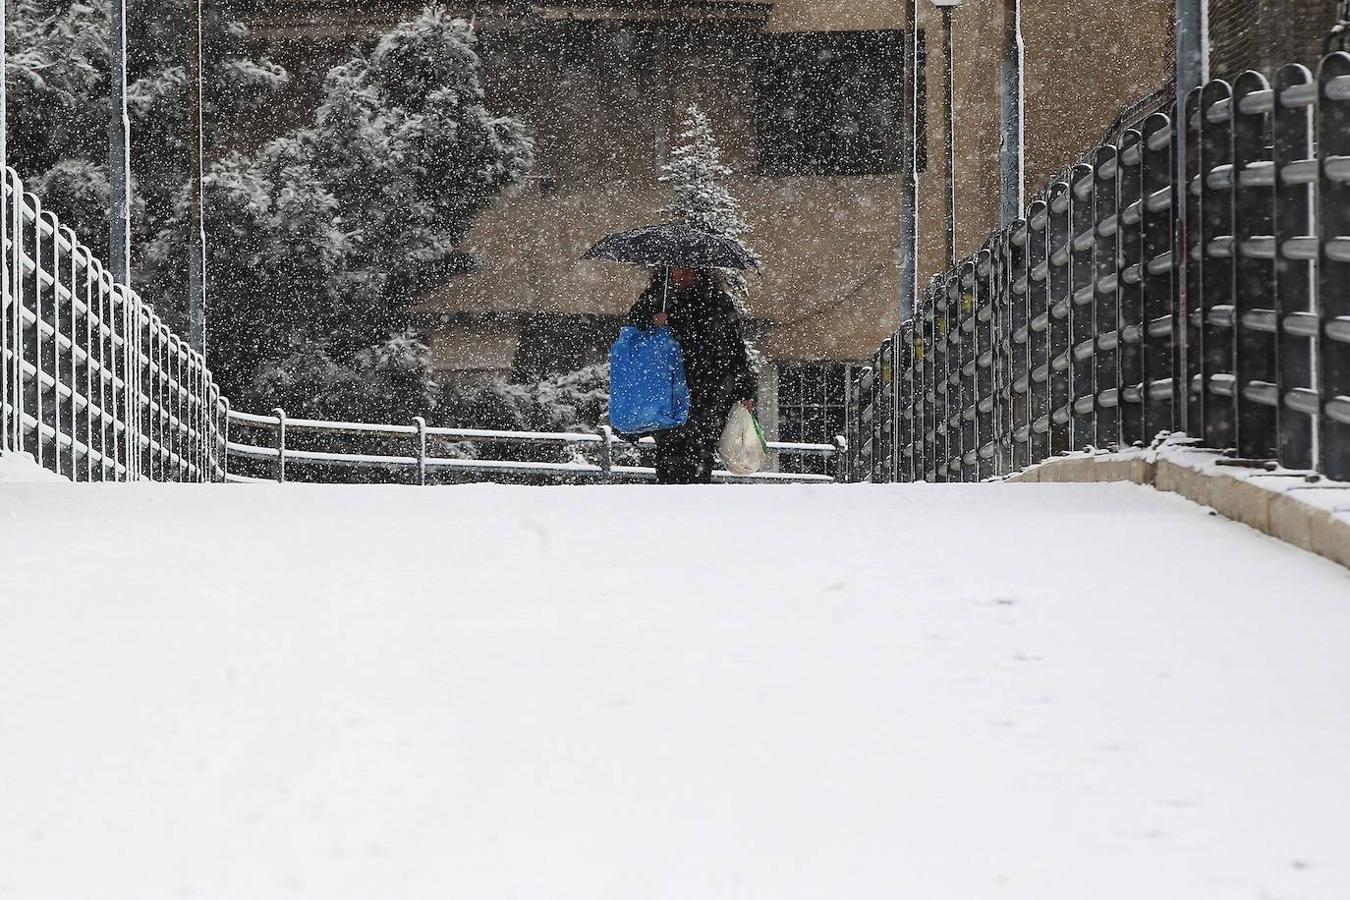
923, 282, 938, 480
8, 173, 22, 453
933, 277, 951, 480
0, 170, 9, 453
1232, 71, 1278, 461
897, 322, 915, 482
273, 407, 287, 483
975, 251, 995, 480
1027, 199, 1051, 462
30, 201, 45, 469
1199, 80, 1237, 450
1273, 64, 1316, 470
1047, 181, 1072, 454
1317, 53, 1350, 479
1118, 129, 1147, 445
413, 415, 428, 485
1140, 113, 1178, 440
220, 395, 231, 482
1184, 88, 1205, 436
951, 270, 969, 478
1093, 148, 1121, 449
1009, 219, 1031, 469
1069, 163, 1097, 449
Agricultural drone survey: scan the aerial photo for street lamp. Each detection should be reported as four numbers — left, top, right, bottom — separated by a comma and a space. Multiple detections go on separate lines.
187, 0, 207, 356
110, 0, 131, 284
929, 0, 960, 266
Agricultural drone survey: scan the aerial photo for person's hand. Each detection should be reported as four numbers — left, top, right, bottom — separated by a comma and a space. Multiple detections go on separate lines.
652, 312, 669, 326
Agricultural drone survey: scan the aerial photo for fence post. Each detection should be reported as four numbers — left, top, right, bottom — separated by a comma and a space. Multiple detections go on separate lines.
1068, 162, 1097, 450
1317, 52, 1350, 480
599, 424, 615, 484
1231, 70, 1279, 461
1199, 79, 1237, 450
833, 434, 849, 483
1140, 112, 1178, 441
272, 406, 286, 483
1047, 181, 1072, 454
414, 415, 427, 486
1272, 63, 1316, 471
220, 395, 230, 482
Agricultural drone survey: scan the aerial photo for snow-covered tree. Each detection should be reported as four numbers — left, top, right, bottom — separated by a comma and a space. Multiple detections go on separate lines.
4, 0, 287, 251
660, 103, 758, 311
144, 5, 535, 422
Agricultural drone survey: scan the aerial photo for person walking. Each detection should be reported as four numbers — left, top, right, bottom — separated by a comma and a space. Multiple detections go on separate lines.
627, 266, 757, 484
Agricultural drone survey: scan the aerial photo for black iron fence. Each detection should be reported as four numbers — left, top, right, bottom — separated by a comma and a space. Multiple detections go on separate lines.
850, 52, 1350, 484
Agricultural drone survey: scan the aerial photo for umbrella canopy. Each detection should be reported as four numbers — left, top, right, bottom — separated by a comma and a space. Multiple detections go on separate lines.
581, 223, 759, 271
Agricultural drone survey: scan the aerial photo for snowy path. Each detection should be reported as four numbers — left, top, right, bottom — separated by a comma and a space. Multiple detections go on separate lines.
2, 482, 1349, 900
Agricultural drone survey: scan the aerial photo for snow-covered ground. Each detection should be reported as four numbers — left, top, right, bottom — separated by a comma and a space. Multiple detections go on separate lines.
2, 481, 1349, 900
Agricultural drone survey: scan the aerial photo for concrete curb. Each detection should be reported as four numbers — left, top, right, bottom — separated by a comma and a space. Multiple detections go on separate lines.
1009, 443, 1350, 571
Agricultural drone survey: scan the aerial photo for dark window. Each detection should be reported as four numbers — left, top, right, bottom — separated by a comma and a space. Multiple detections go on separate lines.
755, 30, 905, 177
777, 362, 850, 476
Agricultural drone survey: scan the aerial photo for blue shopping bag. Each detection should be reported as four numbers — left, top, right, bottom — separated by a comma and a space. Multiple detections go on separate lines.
608, 325, 690, 434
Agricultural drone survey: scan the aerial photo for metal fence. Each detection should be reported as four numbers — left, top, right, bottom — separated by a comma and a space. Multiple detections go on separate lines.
223, 406, 848, 485
0, 167, 226, 482
851, 51, 1350, 485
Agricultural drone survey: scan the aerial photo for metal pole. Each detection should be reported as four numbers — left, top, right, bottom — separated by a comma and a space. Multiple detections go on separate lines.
109, 0, 131, 285
899, 0, 919, 321
1175, 0, 1208, 434
943, 5, 957, 266
187, 0, 207, 356
1000, 0, 1025, 226
0, 0, 8, 452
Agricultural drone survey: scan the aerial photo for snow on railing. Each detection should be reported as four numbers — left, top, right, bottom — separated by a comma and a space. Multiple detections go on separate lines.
0, 167, 226, 482
223, 406, 849, 485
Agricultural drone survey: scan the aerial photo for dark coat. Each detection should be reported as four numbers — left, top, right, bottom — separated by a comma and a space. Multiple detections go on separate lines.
626, 280, 757, 415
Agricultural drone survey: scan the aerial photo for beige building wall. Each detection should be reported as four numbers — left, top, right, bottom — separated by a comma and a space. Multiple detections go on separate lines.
913, 0, 1173, 277
243, 0, 1176, 366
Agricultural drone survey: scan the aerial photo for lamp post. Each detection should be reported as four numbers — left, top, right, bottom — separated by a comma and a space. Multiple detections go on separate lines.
900, 0, 919, 321
110, 0, 131, 284
187, 0, 207, 356
930, 0, 961, 266
1000, 0, 1024, 225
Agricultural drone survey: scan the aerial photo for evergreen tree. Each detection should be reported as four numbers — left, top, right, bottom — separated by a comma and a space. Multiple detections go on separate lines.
145, 5, 535, 422
659, 102, 758, 312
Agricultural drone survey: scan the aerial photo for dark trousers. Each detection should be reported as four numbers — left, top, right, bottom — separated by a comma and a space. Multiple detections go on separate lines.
654, 401, 725, 485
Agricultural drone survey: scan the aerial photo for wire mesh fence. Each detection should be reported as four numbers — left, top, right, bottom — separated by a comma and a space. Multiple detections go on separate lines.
851, 51, 1350, 485
0, 167, 226, 482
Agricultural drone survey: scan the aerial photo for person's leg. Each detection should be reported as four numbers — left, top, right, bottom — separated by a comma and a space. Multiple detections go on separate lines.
691, 401, 727, 484
655, 427, 697, 484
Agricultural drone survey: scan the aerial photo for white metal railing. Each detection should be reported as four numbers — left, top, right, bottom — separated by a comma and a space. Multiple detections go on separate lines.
223, 406, 848, 484
0, 167, 226, 482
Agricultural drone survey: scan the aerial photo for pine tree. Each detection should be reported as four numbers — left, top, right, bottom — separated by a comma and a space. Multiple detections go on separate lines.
145, 5, 535, 423
659, 102, 758, 313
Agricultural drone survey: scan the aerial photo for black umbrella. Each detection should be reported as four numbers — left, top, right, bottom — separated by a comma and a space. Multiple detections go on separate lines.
581, 223, 760, 270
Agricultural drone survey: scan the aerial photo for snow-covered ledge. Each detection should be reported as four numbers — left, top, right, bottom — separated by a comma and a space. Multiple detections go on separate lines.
1009, 435, 1350, 571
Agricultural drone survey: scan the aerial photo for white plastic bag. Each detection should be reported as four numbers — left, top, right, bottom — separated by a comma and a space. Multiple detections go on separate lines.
718, 403, 769, 476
